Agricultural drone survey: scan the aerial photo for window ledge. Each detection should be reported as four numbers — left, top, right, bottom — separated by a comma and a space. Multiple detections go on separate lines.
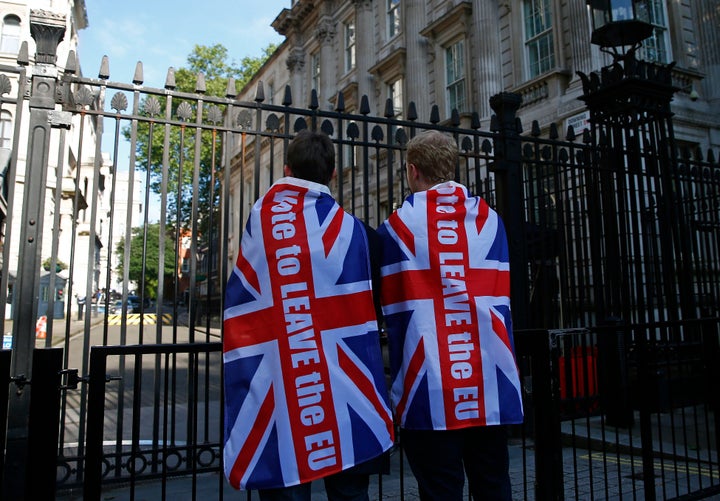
514, 69, 572, 108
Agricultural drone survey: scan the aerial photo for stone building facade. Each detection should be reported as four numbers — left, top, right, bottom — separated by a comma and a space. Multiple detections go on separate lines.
226, 0, 719, 268
242, 0, 717, 140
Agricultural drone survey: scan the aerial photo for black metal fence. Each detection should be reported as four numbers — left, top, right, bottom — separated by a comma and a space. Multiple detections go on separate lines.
0, 24, 719, 501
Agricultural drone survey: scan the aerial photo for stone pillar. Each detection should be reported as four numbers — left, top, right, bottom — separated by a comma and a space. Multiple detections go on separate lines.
287, 47, 306, 105
404, 0, 429, 118
315, 17, 336, 109
693, 0, 720, 105
564, 0, 595, 85
353, 0, 374, 108
474, 0, 504, 118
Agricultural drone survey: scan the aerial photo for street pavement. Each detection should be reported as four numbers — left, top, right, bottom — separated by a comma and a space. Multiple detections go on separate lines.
47, 314, 718, 501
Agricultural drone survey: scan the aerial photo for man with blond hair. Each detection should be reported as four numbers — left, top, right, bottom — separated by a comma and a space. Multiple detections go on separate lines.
378, 130, 523, 500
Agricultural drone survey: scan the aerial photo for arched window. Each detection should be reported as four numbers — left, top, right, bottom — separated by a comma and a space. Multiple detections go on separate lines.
1, 15, 21, 54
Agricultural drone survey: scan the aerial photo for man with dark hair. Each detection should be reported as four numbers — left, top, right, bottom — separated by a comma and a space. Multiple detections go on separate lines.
223, 129, 394, 501
378, 130, 523, 500
285, 129, 336, 184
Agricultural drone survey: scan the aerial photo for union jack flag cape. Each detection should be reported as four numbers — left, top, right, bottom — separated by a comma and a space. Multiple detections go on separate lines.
223, 177, 394, 490
378, 181, 523, 430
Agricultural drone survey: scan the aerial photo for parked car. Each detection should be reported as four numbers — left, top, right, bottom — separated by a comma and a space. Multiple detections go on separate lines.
126, 295, 152, 313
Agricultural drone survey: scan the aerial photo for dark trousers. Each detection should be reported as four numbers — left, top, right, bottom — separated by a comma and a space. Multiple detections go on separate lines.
257, 455, 387, 501
401, 425, 512, 501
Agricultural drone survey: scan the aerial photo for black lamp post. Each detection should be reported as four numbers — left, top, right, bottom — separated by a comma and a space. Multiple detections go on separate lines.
586, 0, 653, 58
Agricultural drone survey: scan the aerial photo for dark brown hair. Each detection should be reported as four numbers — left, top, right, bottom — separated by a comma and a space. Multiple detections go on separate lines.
286, 129, 335, 185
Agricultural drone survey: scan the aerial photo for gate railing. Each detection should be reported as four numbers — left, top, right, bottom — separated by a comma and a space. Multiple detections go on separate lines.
82, 342, 223, 500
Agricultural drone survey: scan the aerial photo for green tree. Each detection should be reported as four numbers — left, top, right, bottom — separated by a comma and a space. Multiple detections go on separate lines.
123, 43, 276, 233
115, 223, 176, 299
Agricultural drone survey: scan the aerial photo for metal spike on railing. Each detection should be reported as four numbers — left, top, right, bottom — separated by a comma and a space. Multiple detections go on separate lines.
309, 89, 319, 110
282, 84, 292, 106
255, 81, 265, 102
451, 109, 460, 126
471, 112, 481, 130
430, 105, 440, 124
549, 123, 559, 140
407, 102, 418, 121
360, 95, 370, 115
225, 77, 236, 98
99, 55, 110, 80
196, 73, 206, 94
64, 50, 77, 74
531, 121, 541, 137
384, 98, 394, 118
165, 67, 176, 90
132, 61, 144, 85
566, 125, 576, 142
335, 91, 345, 112
17, 41, 29, 66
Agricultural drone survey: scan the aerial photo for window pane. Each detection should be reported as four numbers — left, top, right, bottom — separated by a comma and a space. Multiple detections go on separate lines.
0, 111, 12, 149
311, 53, 321, 96
446, 40, 466, 113
345, 21, 356, 72
387, 0, 401, 38
388, 79, 403, 119
524, 0, 554, 78
1, 16, 21, 54
638, 0, 669, 63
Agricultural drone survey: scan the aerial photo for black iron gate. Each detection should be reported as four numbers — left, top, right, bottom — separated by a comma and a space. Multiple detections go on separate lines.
0, 15, 718, 501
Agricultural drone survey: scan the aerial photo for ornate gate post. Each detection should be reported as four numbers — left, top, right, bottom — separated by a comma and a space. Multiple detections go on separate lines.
578, 24, 681, 499
2, 11, 66, 500
490, 92, 529, 330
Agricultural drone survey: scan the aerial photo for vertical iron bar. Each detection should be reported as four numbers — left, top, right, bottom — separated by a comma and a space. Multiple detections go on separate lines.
0, 64, 27, 339
84, 347, 109, 500
3, 15, 65, 499
27, 347, 63, 499
0, 349, 12, 494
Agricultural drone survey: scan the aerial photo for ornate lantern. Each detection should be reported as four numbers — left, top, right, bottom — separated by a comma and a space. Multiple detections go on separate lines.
586, 0, 653, 50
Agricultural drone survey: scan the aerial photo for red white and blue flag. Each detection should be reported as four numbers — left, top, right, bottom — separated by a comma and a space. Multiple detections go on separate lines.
223, 177, 394, 490
378, 181, 523, 430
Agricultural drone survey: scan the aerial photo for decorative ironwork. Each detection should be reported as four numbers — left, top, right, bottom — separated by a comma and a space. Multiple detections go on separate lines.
206, 105, 222, 125
0, 74, 11, 96
110, 92, 128, 113
176, 101, 193, 121
143, 96, 161, 117
73, 86, 94, 108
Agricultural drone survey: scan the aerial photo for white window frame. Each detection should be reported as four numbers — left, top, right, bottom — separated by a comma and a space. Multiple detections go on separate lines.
387, 0, 401, 40
344, 20, 356, 73
523, 0, 555, 79
0, 111, 12, 149
637, 0, 670, 63
387, 78, 403, 120
445, 39, 467, 114
311, 52, 321, 98
1, 15, 21, 55
267, 81, 274, 105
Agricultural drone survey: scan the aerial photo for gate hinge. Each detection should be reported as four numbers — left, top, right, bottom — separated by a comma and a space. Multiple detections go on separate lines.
59, 368, 86, 390
59, 369, 122, 390
10, 374, 30, 395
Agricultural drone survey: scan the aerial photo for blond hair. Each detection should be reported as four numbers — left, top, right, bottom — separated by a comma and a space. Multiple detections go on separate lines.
406, 130, 457, 183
